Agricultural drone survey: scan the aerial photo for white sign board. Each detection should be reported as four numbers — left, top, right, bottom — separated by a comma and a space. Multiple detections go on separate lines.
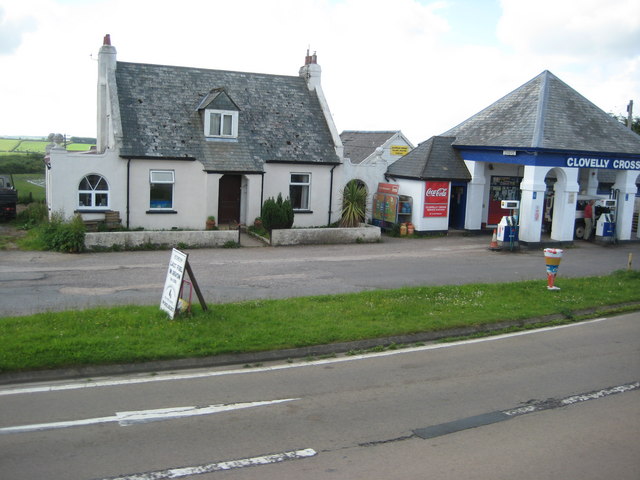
160, 248, 188, 319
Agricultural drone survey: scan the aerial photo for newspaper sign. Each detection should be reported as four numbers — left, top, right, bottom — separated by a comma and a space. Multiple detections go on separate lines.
160, 248, 188, 319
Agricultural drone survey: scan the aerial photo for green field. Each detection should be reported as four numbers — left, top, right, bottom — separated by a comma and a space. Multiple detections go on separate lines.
13, 173, 45, 202
0, 137, 94, 154
67, 143, 95, 151
0, 139, 19, 151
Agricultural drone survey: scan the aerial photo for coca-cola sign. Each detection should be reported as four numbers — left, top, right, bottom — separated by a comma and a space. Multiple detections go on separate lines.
425, 187, 448, 197
424, 181, 449, 217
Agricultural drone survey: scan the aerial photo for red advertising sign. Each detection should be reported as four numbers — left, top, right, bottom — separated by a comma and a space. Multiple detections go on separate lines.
423, 181, 449, 217
377, 182, 399, 195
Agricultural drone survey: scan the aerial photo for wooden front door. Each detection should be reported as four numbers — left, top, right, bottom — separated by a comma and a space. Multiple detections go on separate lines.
218, 175, 241, 224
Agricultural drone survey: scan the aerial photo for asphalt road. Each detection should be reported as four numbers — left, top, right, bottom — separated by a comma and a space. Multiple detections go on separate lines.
0, 312, 638, 479
1, 234, 639, 317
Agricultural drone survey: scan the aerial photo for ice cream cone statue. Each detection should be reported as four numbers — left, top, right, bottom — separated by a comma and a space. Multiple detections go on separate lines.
543, 248, 563, 290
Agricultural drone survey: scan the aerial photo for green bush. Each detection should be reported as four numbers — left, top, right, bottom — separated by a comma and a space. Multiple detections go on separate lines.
37, 213, 86, 253
261, 193, 294, 231
16, 202, 47, 229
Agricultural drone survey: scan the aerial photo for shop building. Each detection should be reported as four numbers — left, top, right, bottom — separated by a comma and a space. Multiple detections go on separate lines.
386, 70, 640, 243
340, 131, 414, 223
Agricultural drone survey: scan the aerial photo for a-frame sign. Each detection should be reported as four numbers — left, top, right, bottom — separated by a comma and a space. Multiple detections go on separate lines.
160, 248, 207, 318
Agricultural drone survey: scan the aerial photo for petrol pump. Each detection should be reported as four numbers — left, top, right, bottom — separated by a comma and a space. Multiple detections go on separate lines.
595, 198, 617, 242
497, 200, 520, 250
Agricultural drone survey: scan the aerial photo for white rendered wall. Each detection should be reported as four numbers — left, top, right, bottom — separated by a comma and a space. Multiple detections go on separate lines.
47, 147, 127, 222
127, 159, 206, 230
262, 163, 343, 227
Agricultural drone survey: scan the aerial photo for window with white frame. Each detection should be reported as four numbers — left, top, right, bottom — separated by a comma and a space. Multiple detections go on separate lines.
149, 170, 174, 209
290, 173, 310, 210
204, 109, 238, 138
78, 174, 109, 209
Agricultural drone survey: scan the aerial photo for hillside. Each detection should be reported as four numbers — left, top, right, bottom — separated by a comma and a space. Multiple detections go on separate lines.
0, 136, 96, 154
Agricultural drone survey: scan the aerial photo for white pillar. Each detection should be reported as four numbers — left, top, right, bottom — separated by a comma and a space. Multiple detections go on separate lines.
463, 160, 485, 231
550, 168, 579, 242
585, 168, 599, 195
612, 170, 638, 241
518, 166, 547, 243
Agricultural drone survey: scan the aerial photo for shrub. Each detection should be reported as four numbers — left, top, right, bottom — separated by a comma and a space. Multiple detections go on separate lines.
16, 202, 47, 229
340, 180, 367, 227
37, 213, 86, 253
261, 193, 294, 231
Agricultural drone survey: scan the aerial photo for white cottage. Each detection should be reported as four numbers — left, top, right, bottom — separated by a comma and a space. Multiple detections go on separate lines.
47, 36, 344, 230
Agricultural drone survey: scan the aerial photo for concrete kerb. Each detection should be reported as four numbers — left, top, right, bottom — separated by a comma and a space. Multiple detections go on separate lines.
2, 302, 638, 386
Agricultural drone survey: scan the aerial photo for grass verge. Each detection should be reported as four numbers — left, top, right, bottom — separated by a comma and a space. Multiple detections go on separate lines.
1, 270, 639, 373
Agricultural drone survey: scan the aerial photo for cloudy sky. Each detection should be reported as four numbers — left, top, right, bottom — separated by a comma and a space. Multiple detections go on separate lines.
0, 0, 638, 144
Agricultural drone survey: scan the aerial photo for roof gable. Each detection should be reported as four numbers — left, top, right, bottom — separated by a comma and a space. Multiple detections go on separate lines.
196, 88, 240, 112
443, 70, 640, 155
116, 62, 340, 171
340, 131, 407, 164
387, 136, 471, 181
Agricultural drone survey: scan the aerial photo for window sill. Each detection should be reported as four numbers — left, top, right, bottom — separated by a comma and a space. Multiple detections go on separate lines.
293, 210, 313, 214
205, 137, 238, 142
146, 210, 178, 214
75, 209, 110, 213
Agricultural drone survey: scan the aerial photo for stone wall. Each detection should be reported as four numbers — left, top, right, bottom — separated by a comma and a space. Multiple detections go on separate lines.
270, 224, 380, 246
85, 230, 238, 250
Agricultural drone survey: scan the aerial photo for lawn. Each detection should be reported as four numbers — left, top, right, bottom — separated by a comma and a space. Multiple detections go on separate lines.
1, 270, 638, 373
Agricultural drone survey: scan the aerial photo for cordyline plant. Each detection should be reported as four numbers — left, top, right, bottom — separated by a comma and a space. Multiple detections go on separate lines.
340, 181, 367, 227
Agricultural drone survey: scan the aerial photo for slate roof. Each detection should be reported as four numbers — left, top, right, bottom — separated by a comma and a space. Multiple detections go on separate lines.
443, 70, 640, 155
340, 131, 399, 164
386, 136, 471, 181
115, 62, 340, 171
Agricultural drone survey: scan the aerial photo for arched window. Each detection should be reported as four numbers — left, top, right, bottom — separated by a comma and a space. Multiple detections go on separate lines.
78, 174, 109, 209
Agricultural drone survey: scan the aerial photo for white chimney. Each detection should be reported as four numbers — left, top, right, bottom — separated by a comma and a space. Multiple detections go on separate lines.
299, 49, 321, 91
97, 34, 117, 153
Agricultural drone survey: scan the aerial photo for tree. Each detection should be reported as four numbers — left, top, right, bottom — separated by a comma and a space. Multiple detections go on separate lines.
611, 113, 640, 135
261, 193, 294, 231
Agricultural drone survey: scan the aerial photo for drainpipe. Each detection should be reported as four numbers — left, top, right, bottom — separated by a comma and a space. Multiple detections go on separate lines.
126, 158, 131, 229
260, 172, 265, 216
328, 165, 337, 226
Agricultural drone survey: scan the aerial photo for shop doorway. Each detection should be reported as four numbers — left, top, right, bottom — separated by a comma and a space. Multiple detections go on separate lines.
449, 183, 467, 229
218, 175, 241, 225
487, 176, 521, 225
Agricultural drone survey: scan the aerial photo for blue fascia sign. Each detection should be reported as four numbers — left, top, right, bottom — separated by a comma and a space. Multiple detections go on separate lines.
457, 147, 640, 170
565, 156, 640, 170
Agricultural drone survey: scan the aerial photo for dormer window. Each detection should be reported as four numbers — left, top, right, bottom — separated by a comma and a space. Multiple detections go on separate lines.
205, 109, 238, 138
197, 88, 240, 140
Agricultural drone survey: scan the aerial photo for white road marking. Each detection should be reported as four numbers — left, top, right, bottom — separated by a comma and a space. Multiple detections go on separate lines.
560, 382, 640, 405
0, 317, 611, 397
501, 382, 640, 416
96, 449, 317, 480
0, 398, 298, 435
415, 381, 639, 439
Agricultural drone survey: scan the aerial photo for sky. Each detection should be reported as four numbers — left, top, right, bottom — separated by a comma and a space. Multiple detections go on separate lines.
0, 0, 639, 144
